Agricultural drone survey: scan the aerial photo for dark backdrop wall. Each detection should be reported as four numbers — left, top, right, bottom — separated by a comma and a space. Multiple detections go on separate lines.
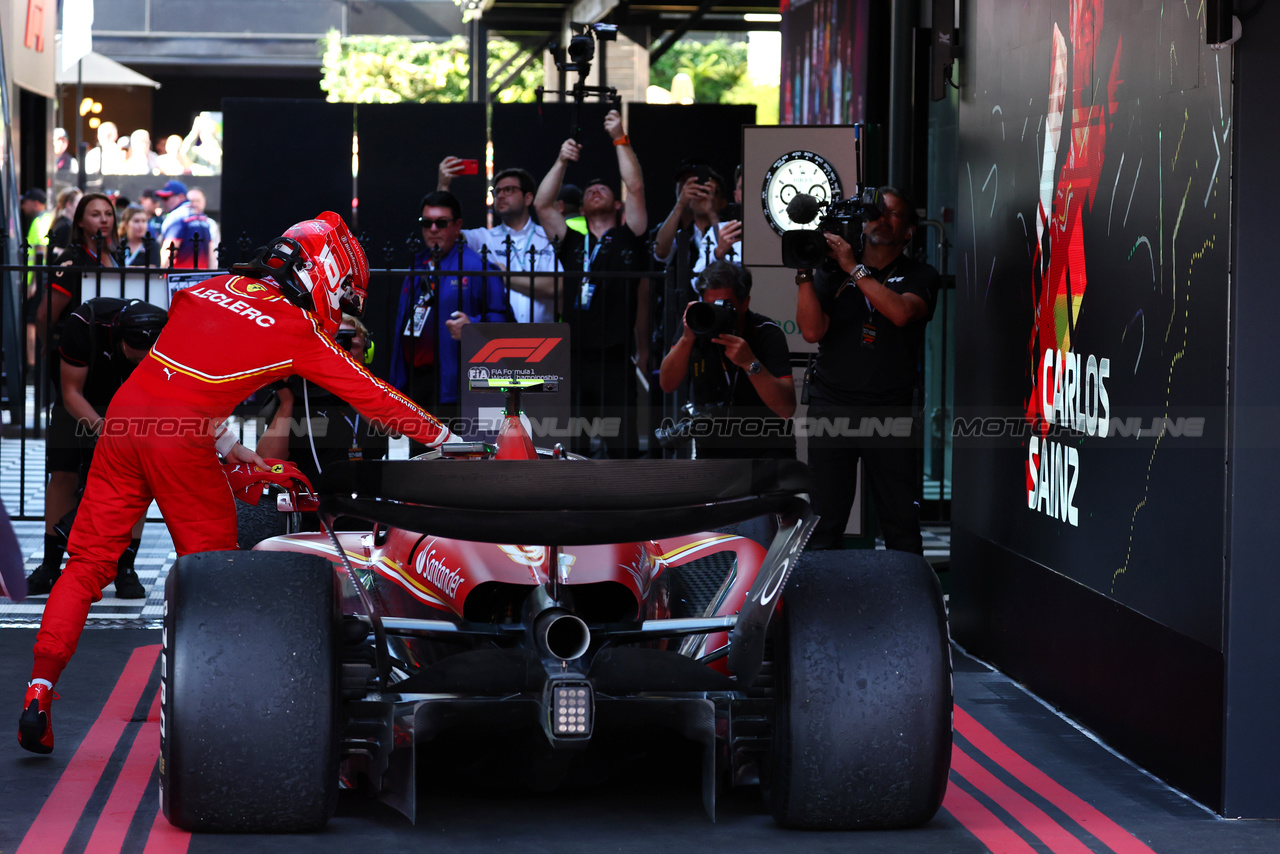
627, 104, 755, 229
951, 0, 1230, 806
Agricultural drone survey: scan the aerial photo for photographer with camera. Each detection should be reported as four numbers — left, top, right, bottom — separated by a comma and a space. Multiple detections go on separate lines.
659, 261, 795, 459
796, 187, 939, 553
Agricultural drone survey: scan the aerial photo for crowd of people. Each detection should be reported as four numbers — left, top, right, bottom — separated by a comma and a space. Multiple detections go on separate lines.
14, 107, 941, 755
55, 113, 223, 180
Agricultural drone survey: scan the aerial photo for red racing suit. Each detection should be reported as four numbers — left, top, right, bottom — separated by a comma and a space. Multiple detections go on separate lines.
32, 274, 451, 684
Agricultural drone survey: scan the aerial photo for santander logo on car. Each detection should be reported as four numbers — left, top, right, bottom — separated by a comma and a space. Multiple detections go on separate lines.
414, 547, 464, 597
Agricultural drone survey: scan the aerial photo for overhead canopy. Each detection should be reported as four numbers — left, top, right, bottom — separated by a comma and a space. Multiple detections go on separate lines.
55, 37, 161, 89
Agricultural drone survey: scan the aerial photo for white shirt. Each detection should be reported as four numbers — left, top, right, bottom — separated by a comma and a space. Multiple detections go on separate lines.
460, 218, 561, 324
654, 222, 743, 287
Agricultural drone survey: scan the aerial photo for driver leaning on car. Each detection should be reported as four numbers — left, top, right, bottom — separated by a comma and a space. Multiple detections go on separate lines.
19, 212, 455, 755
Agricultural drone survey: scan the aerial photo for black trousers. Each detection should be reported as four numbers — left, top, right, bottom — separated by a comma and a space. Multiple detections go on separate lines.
805, 403, 923, 554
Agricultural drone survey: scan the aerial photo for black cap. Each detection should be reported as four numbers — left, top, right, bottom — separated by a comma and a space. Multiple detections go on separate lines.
557, 184, 583, 207
114, 300, 168, 350
21, 188, 47, 204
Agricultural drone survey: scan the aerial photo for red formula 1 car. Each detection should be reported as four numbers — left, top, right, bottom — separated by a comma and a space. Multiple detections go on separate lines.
158, 384, 952, 833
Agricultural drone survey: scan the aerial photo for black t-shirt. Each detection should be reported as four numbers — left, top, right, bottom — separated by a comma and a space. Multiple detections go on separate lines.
688, 310, 795, 459
810, 253, 939, 407
58, 297, 136, 408
556, 226, 644, 350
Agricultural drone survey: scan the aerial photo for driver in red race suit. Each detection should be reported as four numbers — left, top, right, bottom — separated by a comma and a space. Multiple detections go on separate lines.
19, 211, 453, 754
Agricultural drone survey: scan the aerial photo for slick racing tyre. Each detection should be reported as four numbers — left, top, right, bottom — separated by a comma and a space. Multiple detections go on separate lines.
235, 489, 288, 550
763, 549, 952, 829
161, 551, 340, 832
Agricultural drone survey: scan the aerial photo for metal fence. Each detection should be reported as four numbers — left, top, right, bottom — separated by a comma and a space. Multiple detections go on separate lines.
0, 226, 698, 520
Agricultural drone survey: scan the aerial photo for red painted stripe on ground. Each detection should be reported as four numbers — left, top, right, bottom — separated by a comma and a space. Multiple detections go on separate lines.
954, 705, 1159, 854
84, 689, 163, 854
952, 744, 1095, 854
142, 805, 192, 854
17, 644, 161, 854
943, 781, 1040, 854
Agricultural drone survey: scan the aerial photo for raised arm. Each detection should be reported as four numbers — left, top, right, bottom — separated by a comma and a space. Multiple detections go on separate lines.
606, 110, 647, 235
534, 139, 580, 244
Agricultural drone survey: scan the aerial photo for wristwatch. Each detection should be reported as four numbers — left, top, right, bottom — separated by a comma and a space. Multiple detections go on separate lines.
851, 264, 870, 282
747, 360, 763, 375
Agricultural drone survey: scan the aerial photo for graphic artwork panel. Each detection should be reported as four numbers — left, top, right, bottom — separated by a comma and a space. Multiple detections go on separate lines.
954, 0, 1230, 648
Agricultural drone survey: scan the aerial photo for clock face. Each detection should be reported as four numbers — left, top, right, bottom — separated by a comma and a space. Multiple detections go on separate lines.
761, 150, 843, 235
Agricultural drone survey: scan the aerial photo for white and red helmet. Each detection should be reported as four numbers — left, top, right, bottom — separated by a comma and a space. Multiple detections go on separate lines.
238, 211, 369, 336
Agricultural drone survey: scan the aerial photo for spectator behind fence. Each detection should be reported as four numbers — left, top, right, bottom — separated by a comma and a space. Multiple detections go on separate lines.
84, 122, 124, 177
180, 113, 222, 176
390, 190, 512, 444
658, 260, 795, 460
138, 189, 163, 238
438, 159, 562, 323
652, 160, 740, 288
557, 184, 587, 235
36, 194, 119, 416
54, 128, 77, 177
186, 187, 221, 263
157, 134, 187, 176
47, 188, 82, 257
118, 205, 160, 267
157, 180, 213, 268
120, 129, 159, 176
20, 189, 47, 251
534, 109, 648, 459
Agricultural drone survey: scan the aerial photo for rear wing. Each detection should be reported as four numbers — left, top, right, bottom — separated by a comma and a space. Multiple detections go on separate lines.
318, 458, 812, 546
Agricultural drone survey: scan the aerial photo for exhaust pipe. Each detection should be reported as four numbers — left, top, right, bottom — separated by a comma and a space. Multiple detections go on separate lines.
535, 610, 591, 661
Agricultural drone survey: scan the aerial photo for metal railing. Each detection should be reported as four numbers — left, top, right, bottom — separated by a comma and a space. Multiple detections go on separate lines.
0, 226, 699, 520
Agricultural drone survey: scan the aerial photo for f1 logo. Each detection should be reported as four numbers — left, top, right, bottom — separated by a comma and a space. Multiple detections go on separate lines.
471, 337, 562, 363
25, 0, 44, 52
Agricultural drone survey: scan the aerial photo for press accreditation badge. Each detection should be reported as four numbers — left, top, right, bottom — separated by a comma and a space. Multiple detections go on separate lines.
861, 321, 877, 349
407, 298, 431, 337
578, 282, 596, 310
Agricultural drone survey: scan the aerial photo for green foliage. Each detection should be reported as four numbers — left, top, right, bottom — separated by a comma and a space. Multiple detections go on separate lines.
319, 31, 543, 104
724, 80, 779, 125
650, 37, 750, 104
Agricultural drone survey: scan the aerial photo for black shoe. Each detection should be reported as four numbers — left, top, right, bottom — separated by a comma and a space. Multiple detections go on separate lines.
114, 566, 146, 600
25, 563, 61, 596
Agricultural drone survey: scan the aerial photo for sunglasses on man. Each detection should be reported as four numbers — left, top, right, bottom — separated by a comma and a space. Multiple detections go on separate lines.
418, 216, 455, 230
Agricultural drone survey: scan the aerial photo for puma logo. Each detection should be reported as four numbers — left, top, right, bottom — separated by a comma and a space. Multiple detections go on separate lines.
162, 367, 177, 381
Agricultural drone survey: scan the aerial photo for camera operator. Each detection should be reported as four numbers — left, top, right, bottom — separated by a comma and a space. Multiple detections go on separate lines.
659, 261, 795, 459
796, 187, 939, 553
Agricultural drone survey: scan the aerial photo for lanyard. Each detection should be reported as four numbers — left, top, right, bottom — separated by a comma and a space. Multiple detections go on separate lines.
582, 233, 603, 276
500, 224, 536, 272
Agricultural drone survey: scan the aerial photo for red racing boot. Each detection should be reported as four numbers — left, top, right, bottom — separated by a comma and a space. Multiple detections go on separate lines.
18, 681, 56, 754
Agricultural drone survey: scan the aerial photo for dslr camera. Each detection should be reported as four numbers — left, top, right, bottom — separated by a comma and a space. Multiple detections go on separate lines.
685, 299, 737, 338
781, 187, 886, 269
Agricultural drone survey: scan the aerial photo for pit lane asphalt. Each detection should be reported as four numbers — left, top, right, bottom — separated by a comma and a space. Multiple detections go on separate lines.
4, 628, 1279, 854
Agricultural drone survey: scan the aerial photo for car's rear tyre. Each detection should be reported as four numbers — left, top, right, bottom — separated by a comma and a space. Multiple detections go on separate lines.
161, 550, 339, 832
763, 549, 952, 829
235, 490, 288, 550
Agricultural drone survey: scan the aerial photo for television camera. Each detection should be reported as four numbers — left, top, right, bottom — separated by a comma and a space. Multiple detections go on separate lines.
780, 187, 886, 269
538, 23, 622, 141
